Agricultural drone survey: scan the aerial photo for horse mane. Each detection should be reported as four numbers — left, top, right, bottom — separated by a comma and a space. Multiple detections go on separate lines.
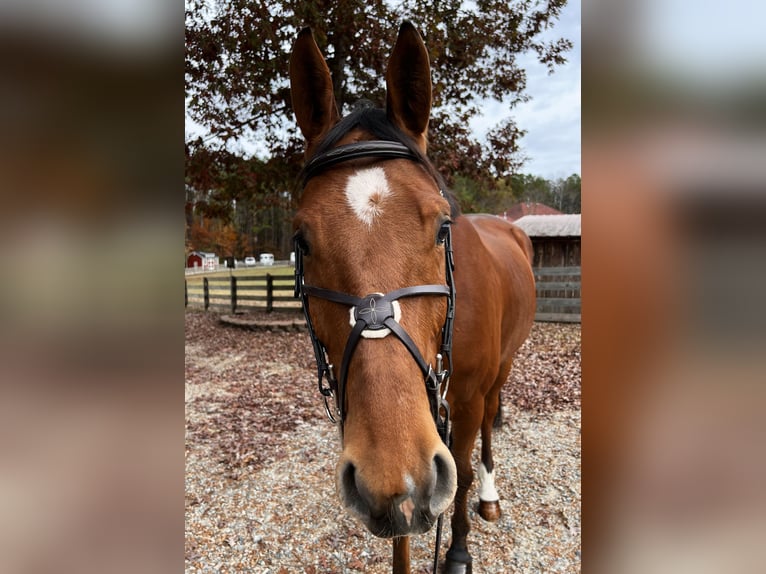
302, 101, 462, 219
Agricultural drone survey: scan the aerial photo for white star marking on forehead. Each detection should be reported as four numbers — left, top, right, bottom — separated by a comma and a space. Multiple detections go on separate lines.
344, 167, 391, 226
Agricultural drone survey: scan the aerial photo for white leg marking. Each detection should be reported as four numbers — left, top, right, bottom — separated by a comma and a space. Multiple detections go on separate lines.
344, 167, 391, 226
478, 462, 499, 502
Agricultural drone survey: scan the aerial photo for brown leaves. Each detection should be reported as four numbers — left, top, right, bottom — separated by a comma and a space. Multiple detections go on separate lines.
185, 311, 320, 478
504, 323, 581, 413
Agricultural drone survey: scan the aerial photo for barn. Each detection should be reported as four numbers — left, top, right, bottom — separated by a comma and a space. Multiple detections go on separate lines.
514, 214, 581, 322
187, 251, 218, 271
514, 214, 581, 268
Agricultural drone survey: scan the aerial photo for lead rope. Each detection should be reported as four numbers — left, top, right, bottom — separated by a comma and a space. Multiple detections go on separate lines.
431, 363, 452, 574
432, 395, 450, 574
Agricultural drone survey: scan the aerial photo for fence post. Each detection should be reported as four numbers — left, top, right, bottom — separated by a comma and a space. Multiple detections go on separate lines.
203, 277, 209, 311
266, 273, 273, 313
230, 275, 237, 314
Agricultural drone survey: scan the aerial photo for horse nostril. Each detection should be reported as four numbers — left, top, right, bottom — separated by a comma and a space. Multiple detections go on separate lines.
430, 450, 457, 516
340, 461, 358, 502
340, 460, 375, 517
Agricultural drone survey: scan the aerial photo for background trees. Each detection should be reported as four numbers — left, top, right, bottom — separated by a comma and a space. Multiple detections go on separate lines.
452, 173, 581, 215
185, 0, 576, 259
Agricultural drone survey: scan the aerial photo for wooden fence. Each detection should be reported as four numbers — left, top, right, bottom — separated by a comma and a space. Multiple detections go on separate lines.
185, 274, 300, 313
533, 266, 581, 323
185, 266, 581, 323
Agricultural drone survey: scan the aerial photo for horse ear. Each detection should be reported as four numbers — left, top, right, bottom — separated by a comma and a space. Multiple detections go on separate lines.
289, 28, 339, 150
386, 22, 432, 151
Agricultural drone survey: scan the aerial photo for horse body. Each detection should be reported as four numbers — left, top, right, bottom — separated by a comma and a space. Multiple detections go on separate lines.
290, 22, 535, 574
452, 214, 535, 365
446, 214, 535, 567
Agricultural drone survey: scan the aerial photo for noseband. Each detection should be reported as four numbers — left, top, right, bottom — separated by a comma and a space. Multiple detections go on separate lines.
294, 141, 455, 443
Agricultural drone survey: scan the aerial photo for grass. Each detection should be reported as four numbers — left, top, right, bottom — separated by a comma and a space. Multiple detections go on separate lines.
184, 264, 294, 281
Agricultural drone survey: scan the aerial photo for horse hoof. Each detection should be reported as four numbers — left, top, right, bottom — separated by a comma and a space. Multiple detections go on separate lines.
443, 558, 472, 574
478, 499, 501, 522
444, 549, 472, 574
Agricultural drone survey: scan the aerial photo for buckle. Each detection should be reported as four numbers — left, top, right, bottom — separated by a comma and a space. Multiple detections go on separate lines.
435, 353, 450, 399
322, 391, 339, 424
318, 364, 340, 424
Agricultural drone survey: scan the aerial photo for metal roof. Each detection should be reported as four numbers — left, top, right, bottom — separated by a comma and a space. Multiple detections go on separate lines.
513, 214, 581, 237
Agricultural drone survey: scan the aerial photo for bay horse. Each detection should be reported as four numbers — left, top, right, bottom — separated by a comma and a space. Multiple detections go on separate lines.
290, 22, 536, 574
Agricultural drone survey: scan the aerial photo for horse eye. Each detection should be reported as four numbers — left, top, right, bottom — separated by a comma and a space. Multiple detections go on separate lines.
294, 232, 310, 255
436, 221, 451, 245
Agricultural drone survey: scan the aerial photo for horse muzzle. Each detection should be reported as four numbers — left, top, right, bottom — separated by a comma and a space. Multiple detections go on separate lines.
337, 443, 457, 538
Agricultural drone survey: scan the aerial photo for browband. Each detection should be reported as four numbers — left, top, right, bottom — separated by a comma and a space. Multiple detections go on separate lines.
301, 141, 418, 187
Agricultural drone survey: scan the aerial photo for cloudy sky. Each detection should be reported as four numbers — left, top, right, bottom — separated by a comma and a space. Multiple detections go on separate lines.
634, 0, 765, 83
184, 0, 582, 181
469, 0, 581, 181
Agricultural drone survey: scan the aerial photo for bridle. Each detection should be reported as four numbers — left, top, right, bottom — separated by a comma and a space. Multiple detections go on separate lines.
294, 141, 455, 442
293, 140, 456, 573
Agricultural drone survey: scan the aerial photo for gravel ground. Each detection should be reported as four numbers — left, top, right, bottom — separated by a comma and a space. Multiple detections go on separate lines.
185, 311, 580, 573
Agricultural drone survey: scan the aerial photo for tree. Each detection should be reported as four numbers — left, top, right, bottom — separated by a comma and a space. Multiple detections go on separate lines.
452, 174, 519, 214
560, 173, 581, 213
185, 0, 573, 188
503, 173, 550, 205
185, 138, 301, 257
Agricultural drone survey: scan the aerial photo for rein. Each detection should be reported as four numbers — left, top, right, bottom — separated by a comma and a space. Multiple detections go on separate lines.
294, 139, 455, 572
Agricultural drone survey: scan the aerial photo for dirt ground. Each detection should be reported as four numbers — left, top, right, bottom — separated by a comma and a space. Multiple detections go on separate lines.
185, 311, 580, 573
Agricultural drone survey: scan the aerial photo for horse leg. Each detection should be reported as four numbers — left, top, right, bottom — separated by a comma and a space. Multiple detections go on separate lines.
392, 536, 410, 574
492, 394, 503, 429
478, 361, 513, 522
444, 402, 483, 574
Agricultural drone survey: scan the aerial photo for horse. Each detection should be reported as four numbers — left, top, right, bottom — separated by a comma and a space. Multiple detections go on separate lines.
289, 22, 536, 574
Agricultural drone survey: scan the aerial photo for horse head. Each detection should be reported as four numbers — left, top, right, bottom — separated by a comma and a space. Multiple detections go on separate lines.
290, 22, 458, 538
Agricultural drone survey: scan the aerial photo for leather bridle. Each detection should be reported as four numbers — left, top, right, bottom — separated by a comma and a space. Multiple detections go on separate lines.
293, 140, 456, 573
293, 141, 455, 443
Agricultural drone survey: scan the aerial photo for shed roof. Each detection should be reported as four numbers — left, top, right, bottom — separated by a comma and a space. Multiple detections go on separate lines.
514, 214, 581, 237
500, 202, 562, 221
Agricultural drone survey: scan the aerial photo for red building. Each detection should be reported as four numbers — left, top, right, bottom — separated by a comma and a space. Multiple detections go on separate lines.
186, 251, 218, 270
498, 202, 562, 222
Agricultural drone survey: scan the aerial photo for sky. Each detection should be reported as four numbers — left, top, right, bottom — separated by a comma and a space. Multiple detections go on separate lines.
469, 0, 581, 181
633, 0, 766, 84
